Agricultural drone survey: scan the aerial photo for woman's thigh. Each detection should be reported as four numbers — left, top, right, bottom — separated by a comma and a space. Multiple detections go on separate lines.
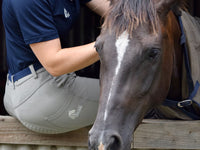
4, 69, 100, 134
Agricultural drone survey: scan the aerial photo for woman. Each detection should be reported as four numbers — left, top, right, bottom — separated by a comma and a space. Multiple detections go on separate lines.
2, 0, 109, 134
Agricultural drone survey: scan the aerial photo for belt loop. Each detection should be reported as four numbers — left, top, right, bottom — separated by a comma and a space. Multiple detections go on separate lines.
29, 64, 38, 79
7, 74, 9, 86
11, 75, 15, 89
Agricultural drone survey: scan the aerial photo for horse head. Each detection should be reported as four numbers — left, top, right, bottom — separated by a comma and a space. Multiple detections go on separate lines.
89, 0, 185, 149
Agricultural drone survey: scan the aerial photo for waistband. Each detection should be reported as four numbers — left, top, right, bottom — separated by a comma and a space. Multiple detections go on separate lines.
8, 63, 43, 82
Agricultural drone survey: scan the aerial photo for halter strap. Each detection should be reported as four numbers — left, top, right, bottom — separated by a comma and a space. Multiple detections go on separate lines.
178, 15, 194, 93
163, 13, 200, 120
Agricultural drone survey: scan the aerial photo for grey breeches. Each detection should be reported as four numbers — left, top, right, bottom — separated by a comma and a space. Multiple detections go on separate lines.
4, 67, 100, 134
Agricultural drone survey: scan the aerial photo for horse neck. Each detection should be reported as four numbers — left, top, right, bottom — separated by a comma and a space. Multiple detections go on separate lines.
166, 11, 183, 101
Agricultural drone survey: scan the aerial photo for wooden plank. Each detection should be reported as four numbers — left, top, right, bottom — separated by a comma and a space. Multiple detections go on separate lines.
0, 145, 88, 150
134, 119, 200, 149
1, 116, 200, 149
0, 116, 89, 147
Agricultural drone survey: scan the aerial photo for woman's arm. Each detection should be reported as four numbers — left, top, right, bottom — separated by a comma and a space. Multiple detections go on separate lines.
86, 0, 110, 17
30, 0, 110, 77
30, 39, 99, 76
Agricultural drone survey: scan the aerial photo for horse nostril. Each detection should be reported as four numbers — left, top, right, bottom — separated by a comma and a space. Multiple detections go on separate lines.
88, 134, 99, 150
88, 140, 92, 150
107, 135, 122, 150
88, 130, 123, 150
88, 138, 95, 150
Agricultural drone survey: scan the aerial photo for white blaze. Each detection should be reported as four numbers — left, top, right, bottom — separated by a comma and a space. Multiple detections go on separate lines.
103, 31, 130, 121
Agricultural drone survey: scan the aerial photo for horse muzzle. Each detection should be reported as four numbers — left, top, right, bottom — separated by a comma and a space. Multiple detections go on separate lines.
88, 129, 124, 150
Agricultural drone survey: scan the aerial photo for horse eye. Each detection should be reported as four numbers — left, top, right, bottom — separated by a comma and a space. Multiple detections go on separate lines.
95, 43, 103, 54
147, 48, 160, 60
95, 46, 100, 53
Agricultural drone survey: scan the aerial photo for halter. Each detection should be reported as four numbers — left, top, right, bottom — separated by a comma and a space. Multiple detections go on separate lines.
163, 12, 200, 120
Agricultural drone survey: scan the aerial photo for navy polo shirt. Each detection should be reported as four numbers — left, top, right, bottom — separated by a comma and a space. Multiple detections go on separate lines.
2, 0, 91, 75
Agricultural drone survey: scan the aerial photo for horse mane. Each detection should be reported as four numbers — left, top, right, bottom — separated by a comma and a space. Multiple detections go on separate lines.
102, 0, 188, 36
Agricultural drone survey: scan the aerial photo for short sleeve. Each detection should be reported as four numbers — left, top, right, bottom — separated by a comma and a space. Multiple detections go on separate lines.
13, 0, 59, 45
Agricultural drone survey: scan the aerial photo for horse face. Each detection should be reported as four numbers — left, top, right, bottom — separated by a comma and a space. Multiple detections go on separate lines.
89, 0, 178, 150
90, 28, 171, 150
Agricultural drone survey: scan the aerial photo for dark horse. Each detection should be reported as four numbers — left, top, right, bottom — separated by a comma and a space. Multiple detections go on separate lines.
88, 0, 194, 150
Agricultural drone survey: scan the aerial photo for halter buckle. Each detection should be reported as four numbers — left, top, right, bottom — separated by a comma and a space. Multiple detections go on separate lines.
177, 99, 193, 108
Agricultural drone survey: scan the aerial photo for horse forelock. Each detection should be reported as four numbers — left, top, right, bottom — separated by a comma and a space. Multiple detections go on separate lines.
102, 0, 188, 36
102, 0, 158, 36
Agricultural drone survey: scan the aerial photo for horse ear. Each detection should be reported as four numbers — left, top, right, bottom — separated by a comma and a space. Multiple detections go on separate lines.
154, 0, 180, 18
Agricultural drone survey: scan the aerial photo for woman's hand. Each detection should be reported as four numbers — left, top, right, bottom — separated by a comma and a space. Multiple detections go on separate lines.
30, 39, 99, 76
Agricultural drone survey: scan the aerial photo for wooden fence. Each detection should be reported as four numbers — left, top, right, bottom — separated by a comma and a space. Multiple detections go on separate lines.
0, 115, 200, 150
